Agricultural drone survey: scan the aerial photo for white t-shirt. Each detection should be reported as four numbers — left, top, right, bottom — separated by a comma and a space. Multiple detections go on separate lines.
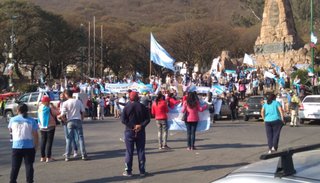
61, 98, 85, 121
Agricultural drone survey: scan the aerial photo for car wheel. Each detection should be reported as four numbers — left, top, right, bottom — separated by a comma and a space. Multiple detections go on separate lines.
5, 110, 13, 123
244, 115, 249, 121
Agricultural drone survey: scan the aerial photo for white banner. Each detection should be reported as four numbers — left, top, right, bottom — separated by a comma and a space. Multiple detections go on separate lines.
167, 103, 210, 131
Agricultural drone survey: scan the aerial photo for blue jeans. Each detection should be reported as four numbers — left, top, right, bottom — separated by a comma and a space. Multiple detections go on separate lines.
63, 125, 78, 153
66, 119, 86, 157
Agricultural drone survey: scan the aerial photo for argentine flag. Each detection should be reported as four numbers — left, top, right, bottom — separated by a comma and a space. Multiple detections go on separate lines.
38, 104, 50, 129
212, 84, 225, 95
150, 33, 175, 71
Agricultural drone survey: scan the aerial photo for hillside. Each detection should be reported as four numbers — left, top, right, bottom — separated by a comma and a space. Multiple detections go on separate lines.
29, 0, 248, 25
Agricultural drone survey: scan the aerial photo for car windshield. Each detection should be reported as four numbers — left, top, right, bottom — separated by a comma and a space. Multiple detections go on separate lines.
247, 97, 263, 103
303, 97, 320, 103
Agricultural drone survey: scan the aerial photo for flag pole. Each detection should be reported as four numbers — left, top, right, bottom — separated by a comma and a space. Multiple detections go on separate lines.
311, 0, 314, 72
149, 60, 152, 78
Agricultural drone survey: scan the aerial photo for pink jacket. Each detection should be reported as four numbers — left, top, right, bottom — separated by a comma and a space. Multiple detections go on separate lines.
181, 101, 207, 122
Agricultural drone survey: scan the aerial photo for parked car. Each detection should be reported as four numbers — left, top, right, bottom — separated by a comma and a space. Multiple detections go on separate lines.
243, 96, 265, 121
212, 144, 320, 183
219, 99, 232, 119
4, 91, 60, 123
298, 95, 320, 124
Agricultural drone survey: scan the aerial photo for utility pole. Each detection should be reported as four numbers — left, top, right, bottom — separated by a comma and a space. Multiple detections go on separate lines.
93, 16, 96, 78
8, 15, 17, 90
88, 21, 91, 76
100, 25, 103, 78
311, 0, 314, 72
80, 23, 84, 80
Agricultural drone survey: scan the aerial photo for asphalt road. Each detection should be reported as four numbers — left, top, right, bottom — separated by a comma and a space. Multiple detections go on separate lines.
1, 116, 320, 183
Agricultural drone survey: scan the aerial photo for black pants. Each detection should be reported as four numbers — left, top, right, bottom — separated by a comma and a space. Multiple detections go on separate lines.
10, 148, 36, 183
253, 87, 258, 95
265, 121, 283, 150
124, 129, 146, 174
240, 91, 246, 100
230, 108, 237, 120
185, 122, 198, 148
40, 128, 55, 158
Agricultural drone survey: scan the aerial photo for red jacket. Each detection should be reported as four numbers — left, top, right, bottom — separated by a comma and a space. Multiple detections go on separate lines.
151, 99, 169, 120
182, 101, 207, 122
167, 97, 181, 109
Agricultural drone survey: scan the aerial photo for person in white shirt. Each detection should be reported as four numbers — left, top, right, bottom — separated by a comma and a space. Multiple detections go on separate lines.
60, 90, 88, 161
97, 96, 105, 120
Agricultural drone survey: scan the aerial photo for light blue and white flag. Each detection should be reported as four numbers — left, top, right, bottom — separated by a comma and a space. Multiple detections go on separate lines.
150, 33, 175, 71
212, 84, 226, 95
38, 104, 50, 129
311, 32, 318, 44
167, 103, 210, 131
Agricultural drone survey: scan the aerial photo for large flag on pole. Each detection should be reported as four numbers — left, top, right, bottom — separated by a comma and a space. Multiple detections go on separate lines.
150, 33, 175, 71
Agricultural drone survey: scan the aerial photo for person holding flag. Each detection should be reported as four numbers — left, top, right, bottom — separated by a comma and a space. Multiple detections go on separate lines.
38, 96, 59, 163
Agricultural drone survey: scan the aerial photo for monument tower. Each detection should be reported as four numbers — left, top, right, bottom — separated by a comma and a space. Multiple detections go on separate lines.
254, 0, 310, 68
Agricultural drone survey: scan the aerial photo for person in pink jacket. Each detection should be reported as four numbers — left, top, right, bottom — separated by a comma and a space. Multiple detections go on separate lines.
181, 91, 207, 150
151, 92, 170, 149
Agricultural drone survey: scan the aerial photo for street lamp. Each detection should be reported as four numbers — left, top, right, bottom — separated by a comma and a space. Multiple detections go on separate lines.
8, 15, 18, 90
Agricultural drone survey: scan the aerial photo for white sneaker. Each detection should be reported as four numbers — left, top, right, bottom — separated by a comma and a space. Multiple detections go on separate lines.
268, 150, 272, 154
73, 151, 78, 157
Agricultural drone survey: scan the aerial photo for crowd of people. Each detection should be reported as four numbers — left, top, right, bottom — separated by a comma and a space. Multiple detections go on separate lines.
7, 62, 319, 181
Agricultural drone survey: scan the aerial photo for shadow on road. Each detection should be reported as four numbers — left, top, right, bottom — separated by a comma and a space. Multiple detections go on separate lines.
196, 143, 266, 150
83, 119, 118, 125
145, 138, 208, 145
76, 162, 248, 183
87, 147, 168, 160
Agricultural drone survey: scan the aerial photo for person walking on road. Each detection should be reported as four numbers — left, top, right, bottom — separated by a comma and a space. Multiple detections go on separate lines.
261, 94, 285, 154
60, 90, 88, 161
8, 103, 39, 183
182, 91, 207, 150
121, 91, 150, 177
151, 92, 170, 150
289, 91, 300, 127
38, 96, 59, 163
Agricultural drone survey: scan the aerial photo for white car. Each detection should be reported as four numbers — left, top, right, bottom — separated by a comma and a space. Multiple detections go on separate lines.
212, 144, 320, 183
298, 95, 320, 124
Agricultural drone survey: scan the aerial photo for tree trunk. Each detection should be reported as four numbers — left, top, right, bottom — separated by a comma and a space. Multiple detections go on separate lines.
14, 62, 24, 79
30, 64, 37, 82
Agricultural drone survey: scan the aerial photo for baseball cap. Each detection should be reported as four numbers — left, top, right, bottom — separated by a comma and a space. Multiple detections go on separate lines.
41, 96, 50, 103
